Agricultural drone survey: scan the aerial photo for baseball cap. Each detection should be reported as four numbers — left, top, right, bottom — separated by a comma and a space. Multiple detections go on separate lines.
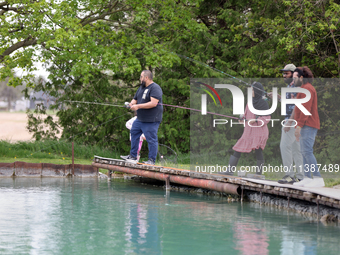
280, 64, 296, 72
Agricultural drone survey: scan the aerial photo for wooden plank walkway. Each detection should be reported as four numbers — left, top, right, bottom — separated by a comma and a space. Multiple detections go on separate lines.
93, 156, 340, 210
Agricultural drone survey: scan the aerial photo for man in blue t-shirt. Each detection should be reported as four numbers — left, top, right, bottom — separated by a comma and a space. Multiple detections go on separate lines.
121, 70, 163, 165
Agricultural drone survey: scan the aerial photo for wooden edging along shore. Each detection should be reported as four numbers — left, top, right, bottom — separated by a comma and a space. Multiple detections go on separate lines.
0, 161, 98, 177
92, 156, 340, 211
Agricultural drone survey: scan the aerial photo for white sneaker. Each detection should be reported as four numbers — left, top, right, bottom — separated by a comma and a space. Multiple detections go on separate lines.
293, 177, 312, 187
304, 178, 325, 188
120, 155, 138, 163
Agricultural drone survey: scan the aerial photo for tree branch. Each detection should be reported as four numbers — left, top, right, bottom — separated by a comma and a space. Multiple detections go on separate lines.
329, 28, 340, 76
80, 2, 131, 27
8, 23, 24, 33
0, 5, 26, 15
0, 37, 37, 61
80, 1, 119, 25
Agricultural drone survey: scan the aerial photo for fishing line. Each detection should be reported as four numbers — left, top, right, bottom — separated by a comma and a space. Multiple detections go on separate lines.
159, 143, 178, 157
158, 143, 178, 164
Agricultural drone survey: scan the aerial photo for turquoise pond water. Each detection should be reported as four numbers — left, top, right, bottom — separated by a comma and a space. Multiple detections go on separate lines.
0, 178, 339, 255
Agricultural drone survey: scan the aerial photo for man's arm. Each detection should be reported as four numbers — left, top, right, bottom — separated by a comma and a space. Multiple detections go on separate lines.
130, 97, 159, 111
129, 99, 137, 107
283, 91, 297, 132
283, 107, 295, 132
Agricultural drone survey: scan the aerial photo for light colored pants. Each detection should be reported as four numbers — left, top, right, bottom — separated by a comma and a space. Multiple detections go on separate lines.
280, 124, 304, 179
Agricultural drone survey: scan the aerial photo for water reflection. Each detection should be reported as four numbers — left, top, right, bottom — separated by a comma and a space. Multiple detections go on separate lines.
280, 228, 305, 255
234, 222, 269, 255
125, 203, 160, 254
0, 178, 339, 255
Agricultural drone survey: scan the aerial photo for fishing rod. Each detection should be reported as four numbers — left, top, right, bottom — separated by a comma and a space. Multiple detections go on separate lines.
65, 100, 241, 120
161, 102, 259, 122
160, 103, 240, 120
173, 53, 250, 86
64, 100, 127, 108
66, 100, 259, 122
172, 52, 269, 97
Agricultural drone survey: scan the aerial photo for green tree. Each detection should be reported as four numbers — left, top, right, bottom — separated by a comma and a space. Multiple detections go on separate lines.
2, 0, 340, 163
0, 0, 204, 153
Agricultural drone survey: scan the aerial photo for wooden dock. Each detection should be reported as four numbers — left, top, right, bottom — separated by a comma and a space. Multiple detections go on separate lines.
93, 156, 340, 210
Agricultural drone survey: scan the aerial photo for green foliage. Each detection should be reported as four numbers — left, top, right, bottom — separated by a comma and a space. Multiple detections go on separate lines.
2, 0, 340, 163
8, 0, 204, 154
26, 104, 61, 140
313, 79, 340, 165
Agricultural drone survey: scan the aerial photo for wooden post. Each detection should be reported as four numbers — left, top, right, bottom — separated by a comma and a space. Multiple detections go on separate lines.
72, 142, 74, 176
241, 186, 244, 203
108, 170, 112, 181
166, 176, 170, 190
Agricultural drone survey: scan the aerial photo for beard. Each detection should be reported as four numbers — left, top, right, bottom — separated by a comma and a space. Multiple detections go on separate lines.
284, 77, 293, 84
294, 79, 302, 87
141, 81, 146, 88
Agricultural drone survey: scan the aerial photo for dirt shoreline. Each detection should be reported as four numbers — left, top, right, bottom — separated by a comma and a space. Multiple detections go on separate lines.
0, 112, 59, 142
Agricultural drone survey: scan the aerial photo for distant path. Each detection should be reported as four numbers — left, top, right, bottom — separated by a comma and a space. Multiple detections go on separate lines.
0, 112, 59, 142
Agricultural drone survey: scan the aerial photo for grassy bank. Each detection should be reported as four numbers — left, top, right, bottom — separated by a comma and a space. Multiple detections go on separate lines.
0, 140, 190, 174
0, 140, 117, 159
0, 140, 339, 187
0, 140, 120, 173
